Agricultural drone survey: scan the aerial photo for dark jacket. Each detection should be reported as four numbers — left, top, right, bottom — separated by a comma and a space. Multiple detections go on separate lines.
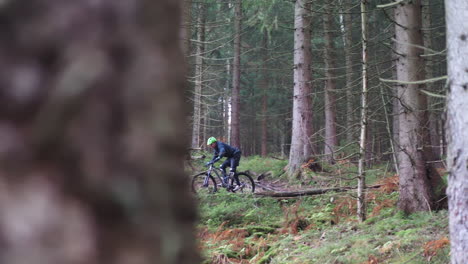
211, 142, 241, 163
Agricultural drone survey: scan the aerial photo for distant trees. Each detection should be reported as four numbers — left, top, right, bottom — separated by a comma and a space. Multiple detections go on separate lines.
191, 1, 206, 149
183, 0, 448, 203
0, 0, 197, 263
445, 0, 468, 262
342, 0, 355, 144
261, 31, 269, 157
323, 2, 338, 164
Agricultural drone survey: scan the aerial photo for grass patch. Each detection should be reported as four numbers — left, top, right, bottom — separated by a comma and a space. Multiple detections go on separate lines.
197, 192, 284, 229
238, 155, 289, 178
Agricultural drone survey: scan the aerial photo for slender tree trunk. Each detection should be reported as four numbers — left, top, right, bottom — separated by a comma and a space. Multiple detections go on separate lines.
202, 103, 208, 148
0, 0, 198, 263
381, 86, 400, 175
281, 129, 287, 158
392, 90, 400, 162
422, 0, 442, 161
342, 0, 355, 143
246, 84, 256, 155
191, 1, 206, 148
446, 0, 468, 262
288, 0, 314, 179
357, 0, 368, 222
439, 118, 445, 158
230, 0, 242, 148
391, 30, 401, 173
261, 31, 269, 157
224, 59, 231, 142
394, 0, 438, 213
323, 5, 338, 164
365, 124, 373, 168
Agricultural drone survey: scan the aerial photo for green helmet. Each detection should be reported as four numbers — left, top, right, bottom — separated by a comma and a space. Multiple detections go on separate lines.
207, 137, 217, 145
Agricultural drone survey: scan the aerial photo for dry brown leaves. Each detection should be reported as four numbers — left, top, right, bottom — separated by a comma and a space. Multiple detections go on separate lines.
360, 255, 379, 264
301, 158, 316, 169
361, 255, 379, 264
280, 201, 313, 234
423, 237, 450, 261
376, 175, 399, 194
332, 197, 357, 224
369, 199, 396, 217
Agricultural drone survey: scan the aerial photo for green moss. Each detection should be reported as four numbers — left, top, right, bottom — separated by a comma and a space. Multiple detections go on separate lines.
257, 247, 277, 264
237, 155, 288, 179
395, 228, 418, 237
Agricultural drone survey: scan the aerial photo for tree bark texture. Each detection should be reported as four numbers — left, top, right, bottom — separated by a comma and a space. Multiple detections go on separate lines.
0, 1, 198, 263
230, 0, 242, 148
191, 1, 205, 149
323, 6, 338, 164
288, 0, 314, 179
446, 0, 468, 262
394, 0, 437, 213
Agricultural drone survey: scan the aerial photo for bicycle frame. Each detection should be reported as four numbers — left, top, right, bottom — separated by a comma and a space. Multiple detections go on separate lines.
206, 164, 227, 186
192, 164, 255, 194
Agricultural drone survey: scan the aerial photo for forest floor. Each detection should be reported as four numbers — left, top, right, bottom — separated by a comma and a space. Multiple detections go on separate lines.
188, 154, 450, 264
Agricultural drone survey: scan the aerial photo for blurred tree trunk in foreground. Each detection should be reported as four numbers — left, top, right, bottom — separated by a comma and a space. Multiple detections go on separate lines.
0, 1, 198, 264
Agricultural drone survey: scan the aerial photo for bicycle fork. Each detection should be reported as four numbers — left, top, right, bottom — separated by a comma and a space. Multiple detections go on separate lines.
203, 173, 210, 187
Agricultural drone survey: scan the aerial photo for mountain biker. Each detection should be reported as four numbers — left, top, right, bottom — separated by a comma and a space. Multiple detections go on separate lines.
206, 137, 242, 188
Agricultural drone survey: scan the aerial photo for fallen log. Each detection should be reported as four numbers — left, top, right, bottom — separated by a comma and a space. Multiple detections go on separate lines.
255, 184, 383, 198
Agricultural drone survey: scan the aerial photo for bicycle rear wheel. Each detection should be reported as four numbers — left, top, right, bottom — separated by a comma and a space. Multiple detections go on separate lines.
230, 172, 255, 194
191, 173, 217, 194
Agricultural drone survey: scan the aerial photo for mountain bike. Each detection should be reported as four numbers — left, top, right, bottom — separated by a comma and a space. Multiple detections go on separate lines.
191, 164, 255, 194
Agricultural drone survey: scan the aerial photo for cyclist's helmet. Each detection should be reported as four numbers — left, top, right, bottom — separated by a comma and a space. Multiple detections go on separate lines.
207, 137, 217, 145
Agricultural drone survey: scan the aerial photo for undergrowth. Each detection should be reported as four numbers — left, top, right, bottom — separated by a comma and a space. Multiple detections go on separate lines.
193, 156, 450, 264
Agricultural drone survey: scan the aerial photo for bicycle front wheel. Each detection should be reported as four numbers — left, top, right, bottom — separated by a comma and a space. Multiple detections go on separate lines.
191, 173, 217, 194
231, 172, 255, 194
